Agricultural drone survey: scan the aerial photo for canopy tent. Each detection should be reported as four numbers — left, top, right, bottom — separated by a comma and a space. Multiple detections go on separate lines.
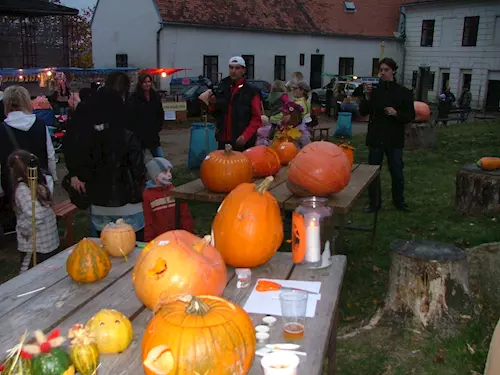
138, 68, 191, 77
322, 73, 379, 82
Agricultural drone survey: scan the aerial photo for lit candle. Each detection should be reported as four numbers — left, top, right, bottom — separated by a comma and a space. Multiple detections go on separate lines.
305, 214, 321, 263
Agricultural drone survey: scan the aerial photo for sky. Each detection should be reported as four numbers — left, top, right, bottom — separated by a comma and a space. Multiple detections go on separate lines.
60, 0, 97, 10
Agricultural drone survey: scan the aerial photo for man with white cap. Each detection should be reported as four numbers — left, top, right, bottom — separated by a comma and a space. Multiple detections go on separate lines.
206, 56, 262, 151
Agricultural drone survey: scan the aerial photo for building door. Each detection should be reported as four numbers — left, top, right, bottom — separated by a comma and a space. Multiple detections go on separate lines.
486, 80, 500, 111
441, 71, 450, 93
310, 55, 324, 89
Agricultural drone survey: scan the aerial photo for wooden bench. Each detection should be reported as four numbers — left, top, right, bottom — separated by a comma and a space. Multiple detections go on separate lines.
0, 242, 347, 375
171, 164, 380, 253
53, 200, 77, 248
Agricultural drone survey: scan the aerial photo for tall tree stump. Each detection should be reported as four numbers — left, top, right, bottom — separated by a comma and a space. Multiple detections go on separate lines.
404, 122, 436, 150
385, 240, 470, 328
456, 164, 500, 216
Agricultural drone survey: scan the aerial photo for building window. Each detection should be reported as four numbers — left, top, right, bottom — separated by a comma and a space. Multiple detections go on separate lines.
441, 72, 450, 93
116, 54, 128, 67
344, 1, 356, 12
429, 72, 435, 90
203, 55, 219, 82
412, 71, 418, 89
274, 56, 286, 81
462, 16, 479, 46
372, 58, 379, 77
242, 55, 254, 79
300, 54, 305, 66
338, 58, 354, 76
494, 16, 500, 46
420, 20, 435, 47
462, 73, 472, 90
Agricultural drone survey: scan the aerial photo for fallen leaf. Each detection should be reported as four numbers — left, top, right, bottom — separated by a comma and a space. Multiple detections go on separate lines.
429, 225, 438, 231
460, 315, 473, 321
343, 316, 357, 322
373, 265, 381, 273
467, 343, 476, 355
372, 299, 379, 305
412, 337, 420, 343
470, 371, 481, 375
492, 217, 497, 222
432, 348, 445, 363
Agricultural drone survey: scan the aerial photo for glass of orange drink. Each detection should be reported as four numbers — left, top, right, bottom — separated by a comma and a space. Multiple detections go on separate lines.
279, 290, 308, 340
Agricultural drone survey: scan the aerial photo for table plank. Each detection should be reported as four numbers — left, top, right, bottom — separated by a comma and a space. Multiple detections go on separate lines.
169, 178, 206, 199
0, 246, 141, 354
101, 264, 238, 374
282, 164, 379, 213
273, 256, 347, 375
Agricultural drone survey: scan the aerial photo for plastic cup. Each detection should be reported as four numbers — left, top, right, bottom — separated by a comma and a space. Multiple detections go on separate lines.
279, 291, 308, 340
261, 351, 300, 375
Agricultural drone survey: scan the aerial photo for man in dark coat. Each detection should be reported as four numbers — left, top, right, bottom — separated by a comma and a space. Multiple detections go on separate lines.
207, 56, 262, 151
360, 58, 416, 213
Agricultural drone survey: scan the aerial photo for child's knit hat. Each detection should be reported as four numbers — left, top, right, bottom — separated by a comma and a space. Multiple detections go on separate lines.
146, 157, 173, 180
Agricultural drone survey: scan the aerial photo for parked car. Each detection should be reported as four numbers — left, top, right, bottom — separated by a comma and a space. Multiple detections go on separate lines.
311, 81, 362, 104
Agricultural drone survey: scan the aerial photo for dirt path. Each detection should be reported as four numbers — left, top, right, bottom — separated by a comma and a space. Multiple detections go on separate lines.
52, 119, 367, 204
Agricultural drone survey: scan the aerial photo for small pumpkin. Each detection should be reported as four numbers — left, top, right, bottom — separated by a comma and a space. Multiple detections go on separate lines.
142, 294, 256, 375
338, 142, 355, 165
274, 140, 298, 166
414, 101, 431, 122
66, 238, 111, 283
132, 230, 227, 310
100, 218, 136, 257
477, 157, 500, 171
68, 324, 99, 375
85, 309, 133, 354
287, 141, 351, 197
200, 144, 253, 193
23, 330, 74, 375
212, 176, 283, 268
243, 145, 281, 177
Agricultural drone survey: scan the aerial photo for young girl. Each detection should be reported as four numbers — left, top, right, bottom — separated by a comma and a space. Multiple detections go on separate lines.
265, 99, 311, 149
8, 150, 59, 273
291, 80, 312, 125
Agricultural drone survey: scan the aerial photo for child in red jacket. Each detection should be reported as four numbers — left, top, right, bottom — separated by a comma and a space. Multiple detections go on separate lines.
143, 158, 194, 241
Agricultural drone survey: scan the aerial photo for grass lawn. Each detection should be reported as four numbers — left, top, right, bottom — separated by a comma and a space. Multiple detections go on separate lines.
0, 119, 498, 374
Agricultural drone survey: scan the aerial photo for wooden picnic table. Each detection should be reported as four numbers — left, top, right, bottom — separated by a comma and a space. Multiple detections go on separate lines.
171, 163, 381, 252
0, 240, 347, 375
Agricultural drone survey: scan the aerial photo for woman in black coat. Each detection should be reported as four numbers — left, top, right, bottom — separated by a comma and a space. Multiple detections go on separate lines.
128, 73, 165, 157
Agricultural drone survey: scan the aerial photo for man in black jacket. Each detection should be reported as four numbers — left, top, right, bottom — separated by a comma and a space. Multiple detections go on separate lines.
207, 56, 262, 151
360, 58, 416, 213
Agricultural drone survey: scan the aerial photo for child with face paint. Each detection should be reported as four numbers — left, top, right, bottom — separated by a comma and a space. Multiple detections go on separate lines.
142, 157, 194, 241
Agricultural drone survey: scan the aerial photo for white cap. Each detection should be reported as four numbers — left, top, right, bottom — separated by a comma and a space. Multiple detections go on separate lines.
229, 56, 246, 67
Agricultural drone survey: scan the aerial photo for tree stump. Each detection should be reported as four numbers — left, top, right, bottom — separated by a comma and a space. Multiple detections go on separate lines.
404, 122, 436, 150
385, 239, 470, 328
456, 164, 500, 216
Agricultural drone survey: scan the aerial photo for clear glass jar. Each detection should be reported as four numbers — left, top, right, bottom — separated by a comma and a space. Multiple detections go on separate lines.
291, 197, 333, 268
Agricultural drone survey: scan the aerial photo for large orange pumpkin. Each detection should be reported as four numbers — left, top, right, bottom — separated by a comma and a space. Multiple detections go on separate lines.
414, 101, 431, 122
212, 176, 283, 268
274, 140, 298, 166
243, 145, 281, 177
66, 238, 112, 283
287, 141, 351, 197
132, 230, 227, 310
200, 144, 253, 192
339, 143, 355, 166
142, 294, 256, 375
100, 218, 136, 258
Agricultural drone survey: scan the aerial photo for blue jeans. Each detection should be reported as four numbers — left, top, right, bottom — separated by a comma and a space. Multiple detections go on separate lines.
368, 146, 405, 209
149, 146, 164, 158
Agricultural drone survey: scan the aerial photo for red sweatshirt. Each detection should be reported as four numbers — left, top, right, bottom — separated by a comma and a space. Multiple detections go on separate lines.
142, 185, 194, 241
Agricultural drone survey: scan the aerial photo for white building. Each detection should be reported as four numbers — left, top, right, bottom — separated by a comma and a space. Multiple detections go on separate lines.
402, 0, 500, 110
91, 0, 406, 90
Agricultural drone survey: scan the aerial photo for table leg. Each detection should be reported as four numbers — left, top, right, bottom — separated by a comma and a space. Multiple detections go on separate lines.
174, 199, 182, 229
335, 214, 346, 253
371, 179, 380, 248
327, 307, 340, 375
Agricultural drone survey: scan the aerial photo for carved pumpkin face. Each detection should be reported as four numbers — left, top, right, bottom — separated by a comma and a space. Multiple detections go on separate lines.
85, 309, 133, 354
132, 230, 227, 310
292, 212, 306, 263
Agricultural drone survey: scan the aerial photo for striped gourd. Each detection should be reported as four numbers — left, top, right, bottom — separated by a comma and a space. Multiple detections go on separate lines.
66, 238, 111, 283
1, 355, 32, 375
68, 324, 99, 375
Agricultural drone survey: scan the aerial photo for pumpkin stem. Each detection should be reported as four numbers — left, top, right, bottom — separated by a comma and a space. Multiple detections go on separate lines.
255, 176, 274, 194
185, 296, 211, 316
192, 235, 212, 254
224, 144, 233, 156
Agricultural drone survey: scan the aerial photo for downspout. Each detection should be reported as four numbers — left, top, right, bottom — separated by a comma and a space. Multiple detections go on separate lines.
155, 24, 163, 88
399, 7, 407, 86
